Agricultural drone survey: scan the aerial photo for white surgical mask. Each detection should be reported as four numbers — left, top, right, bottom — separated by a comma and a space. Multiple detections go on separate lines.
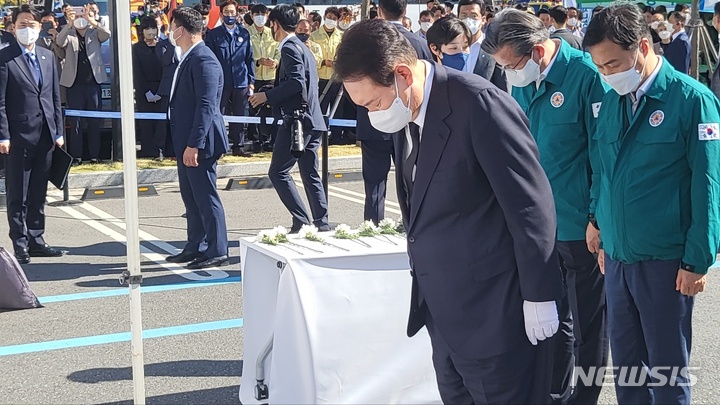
420, 21, 432, 31
74, 17, 88, 30
548, 25, 556, 33
168, 27, 181, 47
253, 15, 266, 27
324, 19, 337, 29
368, 75, 413, 133
650, 21, 660, 30
567, 17, 578, 27
463, 17, 481, 35
505, 51, 541, 88
601, 49, 647, 96
339, 20, 350, 30
16, 27, 39, 46
659, 30, 672, 40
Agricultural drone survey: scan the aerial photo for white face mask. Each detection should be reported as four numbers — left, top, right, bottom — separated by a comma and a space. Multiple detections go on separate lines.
339, 20, 350, 30
650, 21, 660, 30
505, 51, 541, 88
324, 19, 337, 29
420, 21, 432, 31
253, 15, 266, 27
168, 27, 181, 47
548, 25, 556, 33
601, 48, 647, 96
16, 27, 39, 46
567, 17, 578, 27
368, 75, 413, 133
463, 17, 481, 35
74, 17, 88, 30
659, 30, 672, 40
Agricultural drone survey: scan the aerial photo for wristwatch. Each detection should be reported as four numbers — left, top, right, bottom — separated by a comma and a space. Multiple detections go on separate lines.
680, 262, 696, 272
588, 213, 599, 230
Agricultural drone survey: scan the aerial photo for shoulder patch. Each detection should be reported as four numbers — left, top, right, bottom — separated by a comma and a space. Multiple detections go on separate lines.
592, 102, 602, 119
698, 123, 720, 141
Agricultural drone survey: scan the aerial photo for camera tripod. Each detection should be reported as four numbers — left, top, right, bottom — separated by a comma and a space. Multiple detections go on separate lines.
317, 73, 348, 200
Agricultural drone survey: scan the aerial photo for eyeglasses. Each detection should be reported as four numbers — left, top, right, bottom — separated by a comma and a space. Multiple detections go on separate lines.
505, 52, 531, 72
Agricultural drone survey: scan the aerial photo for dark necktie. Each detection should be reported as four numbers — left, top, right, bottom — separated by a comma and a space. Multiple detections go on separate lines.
25, 53, 41, 87
403, 123, 421, 205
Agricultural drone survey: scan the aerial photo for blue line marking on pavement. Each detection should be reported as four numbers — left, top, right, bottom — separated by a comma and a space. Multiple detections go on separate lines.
0, 318, 243, 357
39, 276, 241, 304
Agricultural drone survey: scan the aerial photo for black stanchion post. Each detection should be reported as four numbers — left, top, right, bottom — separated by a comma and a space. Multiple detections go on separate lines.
322, 116, 329, 201
62, 108, 69, 202
109, 0, 122, 161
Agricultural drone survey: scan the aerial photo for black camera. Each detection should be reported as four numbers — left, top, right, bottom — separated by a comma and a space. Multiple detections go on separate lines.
288, 109, 305, 158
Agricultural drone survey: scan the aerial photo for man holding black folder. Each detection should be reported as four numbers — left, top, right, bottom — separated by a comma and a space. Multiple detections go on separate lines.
0, 4, 65, 264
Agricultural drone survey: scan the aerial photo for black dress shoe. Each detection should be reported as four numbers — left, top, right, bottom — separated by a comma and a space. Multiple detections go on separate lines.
316, 224, 331, 232
28, 244, 64, 257
15, 248, 30, 264
166, 251, 203, 263
185, 255, 229, 270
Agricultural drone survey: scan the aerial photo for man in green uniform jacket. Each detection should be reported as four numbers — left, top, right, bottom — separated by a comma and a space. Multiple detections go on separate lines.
584, 4, 720, 405
482, 9, 608, 404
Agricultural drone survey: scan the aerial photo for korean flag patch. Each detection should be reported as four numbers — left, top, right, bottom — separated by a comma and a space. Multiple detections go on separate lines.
592, 102, 602, 119
698, 123, 720, 141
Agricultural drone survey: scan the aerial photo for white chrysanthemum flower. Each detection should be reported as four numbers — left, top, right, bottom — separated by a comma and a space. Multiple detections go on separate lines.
378, 218, 397, 229
335, 224, 352, 234
298, 224, 319, 239
273, 225, 288, 236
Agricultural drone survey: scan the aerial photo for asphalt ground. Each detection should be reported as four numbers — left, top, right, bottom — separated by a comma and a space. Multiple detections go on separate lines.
0, 174, 717, 404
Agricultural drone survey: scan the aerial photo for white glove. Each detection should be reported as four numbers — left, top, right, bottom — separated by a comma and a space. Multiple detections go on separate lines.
145, 90, 156, 103
151, 94, 162, 102
523, 300, 559, 345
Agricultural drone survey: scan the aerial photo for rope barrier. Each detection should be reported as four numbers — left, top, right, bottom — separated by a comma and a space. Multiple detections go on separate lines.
64, 109, 358, 127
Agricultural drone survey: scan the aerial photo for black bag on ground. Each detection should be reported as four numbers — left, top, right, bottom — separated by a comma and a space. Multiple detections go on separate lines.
0, 247, 42, 310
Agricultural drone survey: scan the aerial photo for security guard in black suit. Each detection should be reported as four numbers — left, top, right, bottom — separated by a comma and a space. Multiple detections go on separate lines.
356, 0, 434, 224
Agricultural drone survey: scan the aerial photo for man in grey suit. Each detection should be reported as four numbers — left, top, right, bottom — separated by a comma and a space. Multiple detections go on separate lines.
56, 4, 110, 163
336, 19, 562, 404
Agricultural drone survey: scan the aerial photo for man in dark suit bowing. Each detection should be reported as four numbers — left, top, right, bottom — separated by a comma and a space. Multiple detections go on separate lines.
166, 7, 230, 269
249, 4, 329, 233
335, 19, 562, 404
356, 0, 434, 224
0, 4, 65, 264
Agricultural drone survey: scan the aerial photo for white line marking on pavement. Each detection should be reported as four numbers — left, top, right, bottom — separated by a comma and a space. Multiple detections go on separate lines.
328, 185, 402, 209
46, 197, 229, 281
294, 180, 402, 216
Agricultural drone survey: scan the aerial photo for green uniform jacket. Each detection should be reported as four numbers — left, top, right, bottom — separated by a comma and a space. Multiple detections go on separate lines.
512, 40, 608, 241
594, 59, 720, 274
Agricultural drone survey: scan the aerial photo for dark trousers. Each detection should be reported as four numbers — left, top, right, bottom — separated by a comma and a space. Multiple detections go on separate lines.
360, 138, 394, 224
158, 97, 175, 158
136, 97, 167, 158
176, 157, 229, 259
604, 255, 693, 405
268, 125, 328, 229
65, 83, 101, 160
557, 240, 608, 405
426, 311, 554, 404
552, 274, 576, 404
6, 131, 53, 251
220, 86, 249, 150
248, 79, 275, 144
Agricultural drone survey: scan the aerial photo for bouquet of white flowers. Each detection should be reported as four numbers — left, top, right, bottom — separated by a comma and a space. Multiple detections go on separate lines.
359, 220, 397, 245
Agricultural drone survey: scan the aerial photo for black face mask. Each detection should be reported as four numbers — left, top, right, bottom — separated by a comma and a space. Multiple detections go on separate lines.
296, 33, 310, 42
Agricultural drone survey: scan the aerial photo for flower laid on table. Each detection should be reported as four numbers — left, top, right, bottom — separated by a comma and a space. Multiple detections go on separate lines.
256, 229, 282, 245
298, 224, 349, 251
255, 225, 320, 254
333, 224, 371, 247
378, 218, 400, 235
358, 220, 380, 237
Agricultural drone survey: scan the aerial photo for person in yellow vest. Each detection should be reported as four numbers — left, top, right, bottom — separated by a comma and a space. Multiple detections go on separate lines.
249, 3, 279, 149
297, 18, 322, 68
309, 6, 346, 142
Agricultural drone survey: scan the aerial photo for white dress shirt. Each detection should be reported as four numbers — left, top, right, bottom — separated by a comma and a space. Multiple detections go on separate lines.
630, 56, 663, 113
672, 29, 686, 42
278, 32, 296, 50
464, 34, 484, 73
169, 40, 203, 112
536, 40, 561, 89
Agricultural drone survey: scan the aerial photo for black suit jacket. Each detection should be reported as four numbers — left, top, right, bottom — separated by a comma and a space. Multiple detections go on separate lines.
266, 35, 326, 132
472, 49, 507, 91
0, 44, 63, 148
168, 43, 229, 159
661, 32, 691, 74
155, 39, 178, 97
132, 41, 163, 98
356, 23, 434, 142
399, 63, 562, 359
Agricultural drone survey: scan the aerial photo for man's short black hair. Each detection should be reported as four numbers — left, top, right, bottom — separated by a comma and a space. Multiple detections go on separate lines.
62, 3, 72, 10
252, 4, 268, 14
419, 9, 433, 18
294, 3, 305, 13
268, 4, 300, 32
457, 0, 485, 14
714, 1, 720, 16
324, 6, 340, 18
171, 7, 204, 35
378, 0, 407, 21
193, 4, 210, 16
335, 19, 417, 87
445, 1, 454, 12
12, 4, 40, 24
583, 3, 650, 51
669, 11, 686, 25
309, 11, 322, 24
41, 10, 58, 21
548, 6, 568, 25
244, 12, 254, 26
536, 8, 549, 16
